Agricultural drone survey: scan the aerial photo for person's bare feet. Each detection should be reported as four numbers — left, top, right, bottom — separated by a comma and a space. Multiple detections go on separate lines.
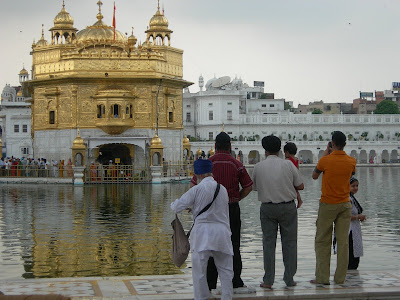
310, 279, 330, 285
260, 283, 272, 289
287, 281, 297, 287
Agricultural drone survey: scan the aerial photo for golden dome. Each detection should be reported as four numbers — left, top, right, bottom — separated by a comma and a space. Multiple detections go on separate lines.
19, 68, 28, 75
128, 28, 137, 46
53, 2, 74, 29
183, 135, 190, 145
36, 27, 48, 47
77, 2, 126, 44
196, 148, 202, 157
72, 130, 86, 149
149, 10, 169, 28
151, 134, 162, 146
209, 147, 215, 156
17, 90, 23, 97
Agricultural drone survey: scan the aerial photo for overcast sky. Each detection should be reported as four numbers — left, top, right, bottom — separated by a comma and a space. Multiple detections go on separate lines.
1, 0, 399, 106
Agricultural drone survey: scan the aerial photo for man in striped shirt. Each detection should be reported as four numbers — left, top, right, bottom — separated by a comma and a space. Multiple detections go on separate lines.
191, 132, 253, 290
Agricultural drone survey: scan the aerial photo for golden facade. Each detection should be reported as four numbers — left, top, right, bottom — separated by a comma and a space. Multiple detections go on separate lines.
27, 1, 191, 164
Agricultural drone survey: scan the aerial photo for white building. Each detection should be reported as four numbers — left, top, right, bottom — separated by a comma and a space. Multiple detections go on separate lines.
183, 75, 286, 141
184, 75, 400, 165
0, 68, 32, 158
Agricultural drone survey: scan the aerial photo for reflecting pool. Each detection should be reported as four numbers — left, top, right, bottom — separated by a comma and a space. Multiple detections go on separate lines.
0, 167, 399, 280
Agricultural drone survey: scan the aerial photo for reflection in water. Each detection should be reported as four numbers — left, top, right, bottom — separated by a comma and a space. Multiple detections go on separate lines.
0, 167, 399, 280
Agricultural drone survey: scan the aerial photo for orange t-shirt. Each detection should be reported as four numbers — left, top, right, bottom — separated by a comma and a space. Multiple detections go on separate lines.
316, 151, 356, 204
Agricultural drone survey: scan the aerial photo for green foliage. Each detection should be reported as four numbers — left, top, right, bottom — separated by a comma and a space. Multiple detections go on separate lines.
284, 102, 292, 110
374, 100, 400, 114
312, 108, 323, 114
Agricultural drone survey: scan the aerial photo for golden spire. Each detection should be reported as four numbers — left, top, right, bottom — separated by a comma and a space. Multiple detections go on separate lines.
157, 0, 160, 11
222, 122, 225, 132
97, 0, 104, 21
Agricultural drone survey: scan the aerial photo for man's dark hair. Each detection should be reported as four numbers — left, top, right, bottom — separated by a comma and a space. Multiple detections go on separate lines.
332, 131, 346, 148
284, 142, 297, 155
215, 132, 231, 151
262, 135, 281, 153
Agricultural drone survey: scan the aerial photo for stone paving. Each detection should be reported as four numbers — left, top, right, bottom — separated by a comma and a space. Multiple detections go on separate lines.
1, 269, 400, 299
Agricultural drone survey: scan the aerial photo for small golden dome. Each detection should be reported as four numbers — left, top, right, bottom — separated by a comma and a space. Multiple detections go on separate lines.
196, 148, 202, 157
19, 68, 28, 75
183, 135, 190, 145
209, 147, 215, 156
36, 26, 48, 47
151, 134, 162, 146
128, 28, 137, 46
72, 130, 86, 149
53, 2, 74, 28
17, 90, 23, 97
149, 10, 169, 28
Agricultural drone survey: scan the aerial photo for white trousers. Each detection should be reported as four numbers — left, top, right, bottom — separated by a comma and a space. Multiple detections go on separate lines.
191, 250, 233, 300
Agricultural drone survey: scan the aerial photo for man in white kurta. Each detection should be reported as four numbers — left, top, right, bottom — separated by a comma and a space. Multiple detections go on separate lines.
171, 159, 233, 300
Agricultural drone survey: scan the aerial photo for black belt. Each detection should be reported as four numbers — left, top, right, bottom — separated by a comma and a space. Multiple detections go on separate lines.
263, 200, 295, 205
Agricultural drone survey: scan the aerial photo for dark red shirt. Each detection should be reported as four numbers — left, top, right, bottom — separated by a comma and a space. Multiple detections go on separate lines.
191, 150, 253, 203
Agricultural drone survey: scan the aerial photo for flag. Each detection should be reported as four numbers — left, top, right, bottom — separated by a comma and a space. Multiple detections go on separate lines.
112, 2, 116, 40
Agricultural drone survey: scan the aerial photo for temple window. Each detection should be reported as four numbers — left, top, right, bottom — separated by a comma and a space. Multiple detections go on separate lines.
49, 111, 55, 124
112, 104, 120, 118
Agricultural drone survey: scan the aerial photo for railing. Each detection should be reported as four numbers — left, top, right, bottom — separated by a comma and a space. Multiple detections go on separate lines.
0, 166, 73, 178
85, 165, 151, 183
161, 161, 194, 179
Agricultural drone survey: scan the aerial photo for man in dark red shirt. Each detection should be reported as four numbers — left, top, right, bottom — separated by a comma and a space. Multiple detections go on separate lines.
191, 132, 253, 290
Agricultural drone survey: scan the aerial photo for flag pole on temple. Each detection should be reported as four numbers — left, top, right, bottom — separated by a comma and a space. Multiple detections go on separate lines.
112, 2, 116, 40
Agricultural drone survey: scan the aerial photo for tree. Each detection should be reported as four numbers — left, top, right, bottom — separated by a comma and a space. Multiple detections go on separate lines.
303, 134, 308, 141
361, 131, 368, 140
284, 102, 292, 110
348, 134, 353, 141
374, 100, 400, 114
312, 108, 323, 114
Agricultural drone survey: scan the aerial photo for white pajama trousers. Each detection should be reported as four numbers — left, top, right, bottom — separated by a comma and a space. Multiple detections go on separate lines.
191, 250, 233, 300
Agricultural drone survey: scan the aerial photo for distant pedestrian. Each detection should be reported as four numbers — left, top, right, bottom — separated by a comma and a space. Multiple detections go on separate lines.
284, 142, 303, 208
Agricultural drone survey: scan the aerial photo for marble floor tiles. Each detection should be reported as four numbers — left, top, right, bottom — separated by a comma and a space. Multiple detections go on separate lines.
0, 270, 399, 299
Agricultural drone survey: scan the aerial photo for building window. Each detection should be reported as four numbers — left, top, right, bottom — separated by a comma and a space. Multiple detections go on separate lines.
227, 110, 232, 120
186, 112, 191, 122
209, 111, 213, 120
186, 104, 191, 108
23, 125, 28, 133
169, 112, 174, 123
49, 111, 55, 124
21, 147, 29, 155
208, 103, 213, 106
0, 126, 2, 136
14, 125, 19, 133
228, 102, 232, 105
262, 104, 266, 108
270, 104, 275, 108
112, 104, 120, 118
228, 131, 233, 135
97, 105, 105, 118
209, 132, 213, 141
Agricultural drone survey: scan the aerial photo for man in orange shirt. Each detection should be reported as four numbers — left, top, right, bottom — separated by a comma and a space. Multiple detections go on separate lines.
311, 131, 356, 285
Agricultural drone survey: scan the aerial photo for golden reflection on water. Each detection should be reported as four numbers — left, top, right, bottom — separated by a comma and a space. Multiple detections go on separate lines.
0, 183, 190, 279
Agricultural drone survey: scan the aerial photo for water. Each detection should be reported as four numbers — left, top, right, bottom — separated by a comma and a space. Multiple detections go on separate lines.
0, 167, 399, 280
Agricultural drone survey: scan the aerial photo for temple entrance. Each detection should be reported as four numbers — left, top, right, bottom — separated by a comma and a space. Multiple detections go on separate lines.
97, 144, 132, 165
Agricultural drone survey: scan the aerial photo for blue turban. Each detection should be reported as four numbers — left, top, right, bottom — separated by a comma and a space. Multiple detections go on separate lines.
194, 159, 213, 175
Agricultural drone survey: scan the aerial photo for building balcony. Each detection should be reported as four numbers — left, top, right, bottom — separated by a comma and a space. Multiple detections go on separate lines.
95, 117, 134, 135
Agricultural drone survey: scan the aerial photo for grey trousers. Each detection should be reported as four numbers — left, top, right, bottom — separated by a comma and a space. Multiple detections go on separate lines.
260, 201, 298, 286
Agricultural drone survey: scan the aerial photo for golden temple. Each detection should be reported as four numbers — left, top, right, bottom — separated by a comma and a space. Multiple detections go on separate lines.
26, 0, 192, 166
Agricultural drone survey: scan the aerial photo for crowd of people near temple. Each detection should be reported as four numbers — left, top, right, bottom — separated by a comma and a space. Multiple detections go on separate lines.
0, 157, 74, 177
172, 130, 366, 300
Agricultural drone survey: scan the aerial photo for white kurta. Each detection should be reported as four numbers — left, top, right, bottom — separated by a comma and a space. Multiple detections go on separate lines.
349, 195, 363, 257
171, 176, 233, 255
171, 176, 234, 300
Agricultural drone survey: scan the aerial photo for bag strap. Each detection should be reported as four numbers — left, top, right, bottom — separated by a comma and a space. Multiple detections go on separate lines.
188, 183, 220, 236
196, 183, 220, 219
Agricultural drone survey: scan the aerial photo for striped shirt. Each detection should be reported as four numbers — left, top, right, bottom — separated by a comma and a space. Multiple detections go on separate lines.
191, 150, 253, 203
